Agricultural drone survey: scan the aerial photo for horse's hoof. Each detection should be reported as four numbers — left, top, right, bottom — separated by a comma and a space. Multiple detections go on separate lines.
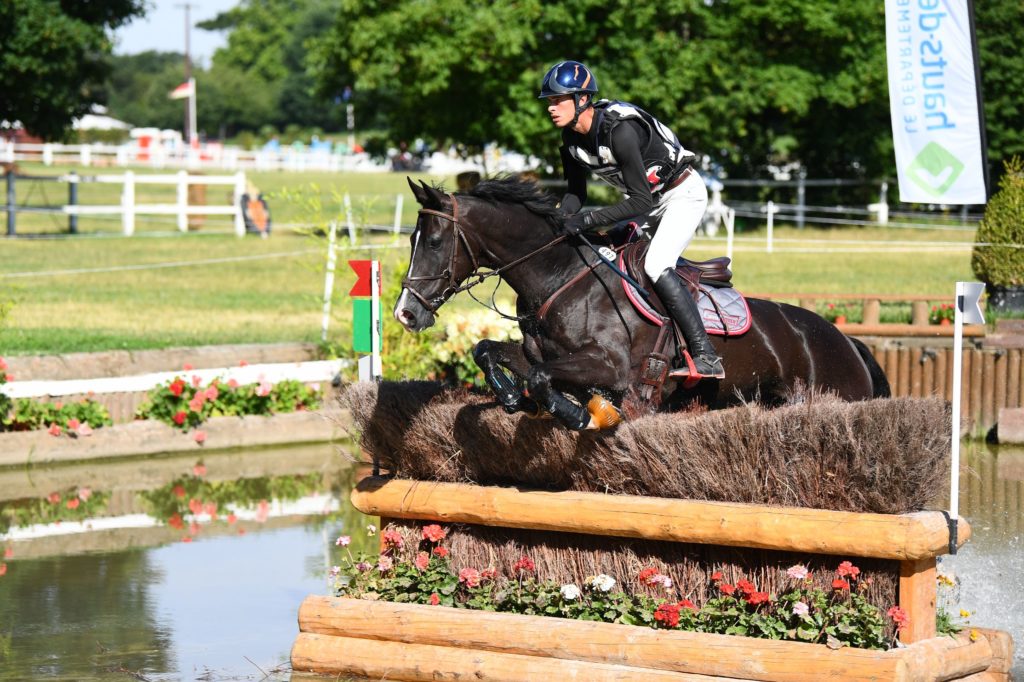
586, 395, 622, 430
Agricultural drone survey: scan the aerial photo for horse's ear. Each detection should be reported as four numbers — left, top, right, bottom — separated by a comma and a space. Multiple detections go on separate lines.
407, 176, 428, 206
419, 180, 446, 208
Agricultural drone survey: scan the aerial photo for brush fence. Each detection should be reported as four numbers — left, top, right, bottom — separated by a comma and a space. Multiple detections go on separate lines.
291, 477, 1014, 682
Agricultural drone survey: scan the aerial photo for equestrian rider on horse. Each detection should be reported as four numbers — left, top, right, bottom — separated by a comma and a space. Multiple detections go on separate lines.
540, 60, 725, 381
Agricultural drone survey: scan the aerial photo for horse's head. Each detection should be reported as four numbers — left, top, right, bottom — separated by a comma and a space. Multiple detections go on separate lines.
394, 178, 481, 332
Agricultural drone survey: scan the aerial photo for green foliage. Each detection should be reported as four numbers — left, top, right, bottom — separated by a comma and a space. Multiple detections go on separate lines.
0, 358, 10, 427
0, 0, 146, 139
972, 157, 1024, 288
135, 376, 321, 430
104, 50, 185, 131
2, 397, 112, 433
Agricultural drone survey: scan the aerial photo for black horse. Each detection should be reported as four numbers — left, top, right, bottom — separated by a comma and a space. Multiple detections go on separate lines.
395, 177, 889, 431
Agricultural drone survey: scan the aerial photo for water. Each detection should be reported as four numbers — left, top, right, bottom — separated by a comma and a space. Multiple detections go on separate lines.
0, 440, 1020, 680
0, 443, 372, 681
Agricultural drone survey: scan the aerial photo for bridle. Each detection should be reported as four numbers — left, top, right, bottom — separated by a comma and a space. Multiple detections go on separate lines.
401, 192, 567, 315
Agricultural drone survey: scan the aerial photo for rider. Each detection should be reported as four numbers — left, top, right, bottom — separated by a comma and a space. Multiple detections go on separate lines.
539, 60, 724, 380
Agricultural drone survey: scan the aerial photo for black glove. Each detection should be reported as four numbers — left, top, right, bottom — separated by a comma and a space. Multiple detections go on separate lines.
558, 193, 582, 216
563, 210, 595, 236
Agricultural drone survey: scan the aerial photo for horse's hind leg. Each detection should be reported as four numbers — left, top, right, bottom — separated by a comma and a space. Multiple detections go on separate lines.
473, 340, 541, 415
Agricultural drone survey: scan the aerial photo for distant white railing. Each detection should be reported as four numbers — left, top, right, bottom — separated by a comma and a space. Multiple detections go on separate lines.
2, 140, 387, 173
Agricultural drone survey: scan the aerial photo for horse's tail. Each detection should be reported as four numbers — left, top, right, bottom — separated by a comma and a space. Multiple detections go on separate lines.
848, 336, 891, 398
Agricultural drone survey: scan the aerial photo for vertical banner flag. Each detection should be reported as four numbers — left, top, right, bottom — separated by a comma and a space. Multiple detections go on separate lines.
349, 259, 382, 354
885, 0, 987, 204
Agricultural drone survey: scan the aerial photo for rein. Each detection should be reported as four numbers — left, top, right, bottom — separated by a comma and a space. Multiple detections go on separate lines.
402, 192, 567, 316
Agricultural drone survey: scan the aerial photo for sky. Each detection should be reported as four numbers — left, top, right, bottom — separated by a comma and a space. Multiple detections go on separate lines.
112, 0, 239, 66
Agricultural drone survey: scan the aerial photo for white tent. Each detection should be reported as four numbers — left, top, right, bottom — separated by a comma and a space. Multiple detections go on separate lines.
72, 105, 131, 131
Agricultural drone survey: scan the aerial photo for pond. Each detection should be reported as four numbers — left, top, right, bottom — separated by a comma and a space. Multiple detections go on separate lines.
0, 439, 1020, 680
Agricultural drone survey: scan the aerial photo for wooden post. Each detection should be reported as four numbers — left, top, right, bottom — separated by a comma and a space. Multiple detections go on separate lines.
863, 298, 881, 325
898, 557, 937, 644
971, 348, 984, 436
911, 301, 929, 326
982, 351, 996, 435
897, 347, 911, 396
994, 351, 1007, 424
1007, 349, 1020, 409
798, 297, 816, 313
910, 349, 924, 398
936, 348, 948, 400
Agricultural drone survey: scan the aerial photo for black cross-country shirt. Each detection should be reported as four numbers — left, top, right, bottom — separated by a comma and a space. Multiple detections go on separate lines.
561, 112, 653, 226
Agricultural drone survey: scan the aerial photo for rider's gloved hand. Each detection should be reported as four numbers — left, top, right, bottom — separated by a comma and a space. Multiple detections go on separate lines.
558, 193, 582, 217
562, 211, 595, 236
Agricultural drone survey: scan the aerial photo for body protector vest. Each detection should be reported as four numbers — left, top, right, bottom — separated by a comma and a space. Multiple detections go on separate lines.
565, 100, 696, 195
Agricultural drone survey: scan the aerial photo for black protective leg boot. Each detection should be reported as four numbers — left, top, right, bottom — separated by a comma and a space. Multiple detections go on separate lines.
652, 268, 725, 380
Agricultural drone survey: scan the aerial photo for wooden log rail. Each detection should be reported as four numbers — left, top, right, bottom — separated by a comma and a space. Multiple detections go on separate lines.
293, 597, 1014, 682
748, 292, 986, 336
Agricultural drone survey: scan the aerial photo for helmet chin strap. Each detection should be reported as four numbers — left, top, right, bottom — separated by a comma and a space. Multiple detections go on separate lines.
569, 93, 591, 130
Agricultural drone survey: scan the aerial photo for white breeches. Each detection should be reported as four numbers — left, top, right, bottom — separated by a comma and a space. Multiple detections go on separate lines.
642, 170, 709, 280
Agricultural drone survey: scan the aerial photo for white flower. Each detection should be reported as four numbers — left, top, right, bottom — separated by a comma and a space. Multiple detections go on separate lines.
786, 564, 809, 580
366, 524, 377, 536
560, 584, 581, 601
335, 535, 351, 547
652, 574, 673, 589
792, 601, 810, 618
328, 565, 341, 578
592, 574, 616, 592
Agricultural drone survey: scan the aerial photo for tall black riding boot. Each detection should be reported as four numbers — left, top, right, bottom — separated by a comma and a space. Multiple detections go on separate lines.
652, 268, 725, 380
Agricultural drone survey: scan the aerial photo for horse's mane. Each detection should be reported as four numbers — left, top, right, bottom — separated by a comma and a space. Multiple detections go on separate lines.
464, 175, 560, 223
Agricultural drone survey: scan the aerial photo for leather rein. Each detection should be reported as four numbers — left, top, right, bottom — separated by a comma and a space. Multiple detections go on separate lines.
401, 192, 567, 314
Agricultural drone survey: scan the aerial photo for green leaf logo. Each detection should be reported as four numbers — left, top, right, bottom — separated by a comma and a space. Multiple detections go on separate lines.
906, 142, 965, 197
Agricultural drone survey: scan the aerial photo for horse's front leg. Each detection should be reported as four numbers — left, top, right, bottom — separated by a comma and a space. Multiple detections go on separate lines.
526, 352, 623, 431
473, 339, 541, 415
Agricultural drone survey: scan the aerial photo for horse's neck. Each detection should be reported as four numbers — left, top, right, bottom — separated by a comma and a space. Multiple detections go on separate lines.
476, 207, 582, 311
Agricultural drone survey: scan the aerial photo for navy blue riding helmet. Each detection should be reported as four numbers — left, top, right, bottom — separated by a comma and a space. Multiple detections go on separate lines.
539, 60, 599, 128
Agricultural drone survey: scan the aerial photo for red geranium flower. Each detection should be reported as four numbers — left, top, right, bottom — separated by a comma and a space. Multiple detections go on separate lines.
382, 528, 403, 547
168, 513, 184, 530
887, 605, 910, 631
421, 524, 446, 542
654, 602, 681, 628
719, 583, 736, 596
513, 556, 535, 573
746, 591, 770, 605
837, 561, 860, 579
432, 546, 448, 557
679, 598, 698, 612
832, 579, 850, 591
638, 567, 659, 584
169, 379, 185, 397
414, 552, 430, 571
458, 568, 481, 588
0, 563, 7, 576
736, 578, 756, 595
429, 593, 440, 605
172, 485, 186, 498
710, 571, 724, 582
66, 498, 80, 510
173, 411, 187, 426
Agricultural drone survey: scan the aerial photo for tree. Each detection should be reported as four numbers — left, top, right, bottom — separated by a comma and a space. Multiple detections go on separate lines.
0, 0, 146, 140
104, 51, 186, 131
310, 0, 1021, 180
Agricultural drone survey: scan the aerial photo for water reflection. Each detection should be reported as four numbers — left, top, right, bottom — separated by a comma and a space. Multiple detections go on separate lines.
0, 439, 1021, 679
941, 440, 1024, 677
0, 442, 371, 681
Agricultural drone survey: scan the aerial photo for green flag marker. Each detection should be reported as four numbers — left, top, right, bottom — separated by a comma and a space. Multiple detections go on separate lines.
353, 298, 382, 352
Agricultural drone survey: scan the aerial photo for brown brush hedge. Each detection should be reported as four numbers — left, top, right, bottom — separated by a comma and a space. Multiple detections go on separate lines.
343, 381, 950, 514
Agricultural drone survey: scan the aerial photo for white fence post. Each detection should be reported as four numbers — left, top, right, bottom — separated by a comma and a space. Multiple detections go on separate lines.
344, 192, 356, 245
42, 143, 53, 166
80, 146, 91, 167
766, 200, 775, 254
725, 207, 735, 263
233, 172, 246, 237
321, 220, 338, 342
393, 193, 404, 241
122, 171, 135, 236
3, 140, 13, 164
176, 170, 189, 232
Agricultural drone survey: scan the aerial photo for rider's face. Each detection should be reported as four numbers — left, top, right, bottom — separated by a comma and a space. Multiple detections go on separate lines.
547, 94, 582, 128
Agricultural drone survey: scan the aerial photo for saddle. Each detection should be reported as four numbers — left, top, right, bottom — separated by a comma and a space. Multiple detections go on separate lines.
618, 241, 751, 419
619, 241, 750, 336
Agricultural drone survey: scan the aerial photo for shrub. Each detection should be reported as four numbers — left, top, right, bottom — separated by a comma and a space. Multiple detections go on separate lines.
972, 156, 1024, 288
3, 397, 112, 433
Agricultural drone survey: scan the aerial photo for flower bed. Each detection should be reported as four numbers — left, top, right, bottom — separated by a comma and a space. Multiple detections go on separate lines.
330, 523, 914, 650
0, 358, 112, 436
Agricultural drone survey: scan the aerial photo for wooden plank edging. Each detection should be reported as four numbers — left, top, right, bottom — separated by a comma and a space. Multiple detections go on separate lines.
350, 477, 969, 561
294, 596, 1000, 682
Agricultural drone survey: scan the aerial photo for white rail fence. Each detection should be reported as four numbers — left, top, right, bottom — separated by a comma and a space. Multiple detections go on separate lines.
4, 170, 246, 236
3, 140, 385, 173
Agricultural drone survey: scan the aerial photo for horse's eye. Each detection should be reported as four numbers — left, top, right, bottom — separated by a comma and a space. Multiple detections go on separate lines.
427, 236, 443, 250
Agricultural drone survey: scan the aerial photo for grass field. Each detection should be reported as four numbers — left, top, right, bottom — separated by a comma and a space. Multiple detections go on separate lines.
0, 164, 979, 356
